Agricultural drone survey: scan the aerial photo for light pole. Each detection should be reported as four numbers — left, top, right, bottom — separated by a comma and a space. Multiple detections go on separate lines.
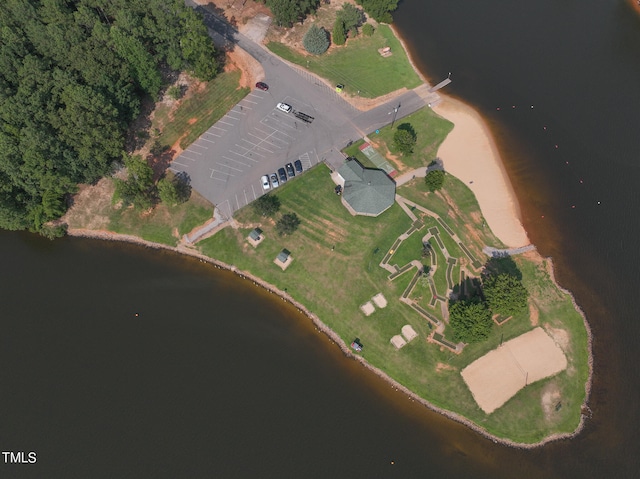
391, 103, 401, 128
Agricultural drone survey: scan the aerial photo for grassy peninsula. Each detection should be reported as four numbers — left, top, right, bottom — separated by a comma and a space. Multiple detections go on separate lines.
64, 2, 591, 445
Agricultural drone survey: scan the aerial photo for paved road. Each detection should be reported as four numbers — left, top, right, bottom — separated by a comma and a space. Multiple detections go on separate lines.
177, 1, 427, 219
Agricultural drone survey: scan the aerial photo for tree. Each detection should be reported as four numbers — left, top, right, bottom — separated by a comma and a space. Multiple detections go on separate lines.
0, 0, 218, 234
303, 24, 330, 54
355, 0, 399, 23
448, 300, 493, 343
276, 212, 301, 236
393, 124, 417, 155
113, 155, 156, 210
158, 171, 191, 206
336, 3, 365, 36
483, 273, 529, 316
332, 21, 347, 46
362, 23, 374, 37
253, 194, 281, 217
425, 170, 445, 192
267, 0, 319, 26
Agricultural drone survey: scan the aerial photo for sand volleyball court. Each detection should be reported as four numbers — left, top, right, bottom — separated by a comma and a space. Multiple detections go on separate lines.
461, 327, 567, 414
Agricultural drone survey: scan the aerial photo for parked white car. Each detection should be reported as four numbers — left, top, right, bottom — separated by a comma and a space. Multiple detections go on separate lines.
261, 175, 270, 190
276, 102, 292, 113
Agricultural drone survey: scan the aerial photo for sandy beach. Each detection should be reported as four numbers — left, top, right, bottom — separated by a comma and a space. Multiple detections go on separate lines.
433, 98, 530, 248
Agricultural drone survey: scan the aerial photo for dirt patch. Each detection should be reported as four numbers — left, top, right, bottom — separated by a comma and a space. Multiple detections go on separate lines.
544, 324, 570, 352
62, 178, 115, 230
529, 301, 539, 326
541, 382, 562, 422
436, 362, 456, 373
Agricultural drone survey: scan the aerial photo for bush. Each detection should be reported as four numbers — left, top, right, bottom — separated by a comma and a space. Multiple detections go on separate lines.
425, 170, 445, 192
332, 21, 347, 46
303, 24, 330, 54
166, 85, 182, 100
275, 212, 301, 236
362, 23, 374, 36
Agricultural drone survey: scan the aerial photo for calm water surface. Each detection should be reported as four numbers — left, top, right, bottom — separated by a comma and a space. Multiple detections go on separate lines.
2, 0, 640, 477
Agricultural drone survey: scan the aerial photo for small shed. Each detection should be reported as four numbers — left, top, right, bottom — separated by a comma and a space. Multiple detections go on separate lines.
274, 248, 293, 270
247, 227, 264, 247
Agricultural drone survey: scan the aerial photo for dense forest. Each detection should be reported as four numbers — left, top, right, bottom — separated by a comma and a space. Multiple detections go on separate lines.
0, 0, 218, 235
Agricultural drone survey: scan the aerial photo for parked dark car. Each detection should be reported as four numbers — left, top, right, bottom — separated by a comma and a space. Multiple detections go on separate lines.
278, 167, 287, 183
285, 162, 295, 178
294, 159, 303, 174
255, 82, 269, 91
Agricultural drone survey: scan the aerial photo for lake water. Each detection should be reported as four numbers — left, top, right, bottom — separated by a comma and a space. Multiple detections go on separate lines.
2, 1, 640, 477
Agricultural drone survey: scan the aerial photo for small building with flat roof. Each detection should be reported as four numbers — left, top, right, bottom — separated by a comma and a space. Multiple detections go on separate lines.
247, 228, 264, 247
336, 158, 395, 217
274, 248, 293, 270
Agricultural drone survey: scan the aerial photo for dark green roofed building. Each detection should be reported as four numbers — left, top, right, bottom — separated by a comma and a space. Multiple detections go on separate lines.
336, 158, 396, 217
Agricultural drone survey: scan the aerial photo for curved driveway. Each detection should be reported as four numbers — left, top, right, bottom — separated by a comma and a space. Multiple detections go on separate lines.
177, 1, 428, 219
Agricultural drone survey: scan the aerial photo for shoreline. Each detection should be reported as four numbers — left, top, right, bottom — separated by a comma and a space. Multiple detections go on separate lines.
68, 228, 591, 448
60, 11, 593, 448
388, 22, 592, 441
390, 24, 528, 248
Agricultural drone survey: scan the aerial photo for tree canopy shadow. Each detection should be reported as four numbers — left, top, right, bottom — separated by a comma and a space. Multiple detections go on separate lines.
482, 254, 523, 281
397, 122, 417, 140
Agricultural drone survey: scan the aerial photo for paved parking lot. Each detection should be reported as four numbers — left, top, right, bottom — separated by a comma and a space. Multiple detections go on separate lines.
171, 91, 321, 219
172, 4, 428, 221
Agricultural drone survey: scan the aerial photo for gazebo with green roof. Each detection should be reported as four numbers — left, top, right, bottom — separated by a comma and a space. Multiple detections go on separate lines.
337, 158, 396, 217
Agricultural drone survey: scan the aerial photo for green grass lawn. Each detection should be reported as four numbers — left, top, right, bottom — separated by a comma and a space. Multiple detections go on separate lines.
398, 174, 506, 253
369, 107, 454, 172
107, 189, 213, 246
267, 25, 421, 98
152, 71, 249, 150
196, 164, 590, 443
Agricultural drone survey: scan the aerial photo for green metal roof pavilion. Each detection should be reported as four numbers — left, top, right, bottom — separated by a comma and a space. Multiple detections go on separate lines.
337, 158, 396, 217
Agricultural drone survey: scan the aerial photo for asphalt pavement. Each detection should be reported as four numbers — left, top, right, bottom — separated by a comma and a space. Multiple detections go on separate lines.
176, 1, 428, 219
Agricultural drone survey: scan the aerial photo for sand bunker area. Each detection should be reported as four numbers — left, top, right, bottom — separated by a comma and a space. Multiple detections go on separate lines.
461, 328, 568, 414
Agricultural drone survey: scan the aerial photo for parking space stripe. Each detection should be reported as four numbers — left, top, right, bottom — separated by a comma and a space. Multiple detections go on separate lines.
171, 161, 191, 168
221, 155, 251, 167
190, 143, 208, 149
226, 114, 241, 120
243, 99, 259, 104
218, 120, 234, 126
204, 131, 221, 138
215, 162, 242, 172
200, 138, 216, 144
247, 132, 285, 147
185, 149, 202, 155
177, 154, 198, 161
233, 146, 264, 158
211, 126, 227, 132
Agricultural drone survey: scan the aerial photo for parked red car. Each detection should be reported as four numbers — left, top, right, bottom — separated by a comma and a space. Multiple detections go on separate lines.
255, 82, 269, 91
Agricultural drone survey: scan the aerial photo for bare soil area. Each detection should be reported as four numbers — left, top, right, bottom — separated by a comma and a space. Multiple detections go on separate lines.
461, 327, 568, 414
